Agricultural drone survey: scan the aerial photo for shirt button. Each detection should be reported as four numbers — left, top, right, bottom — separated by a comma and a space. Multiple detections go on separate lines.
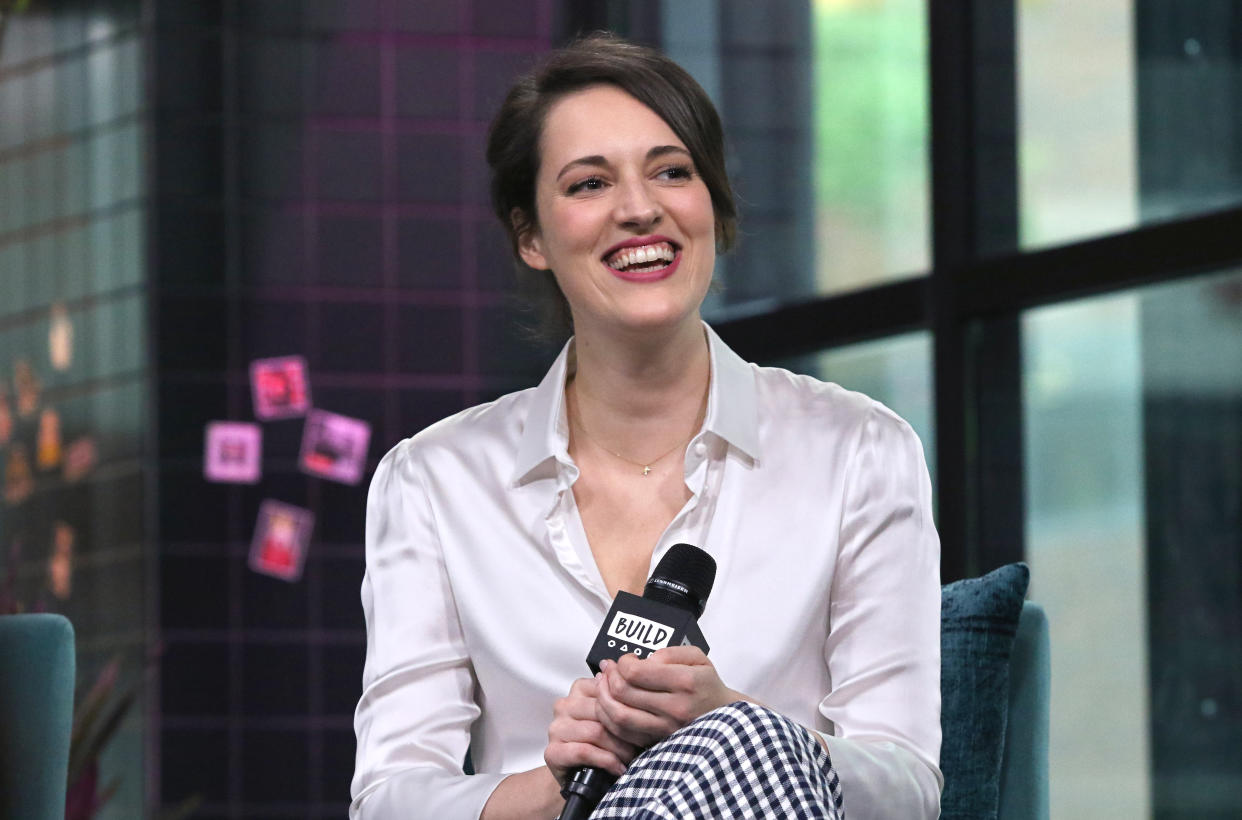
693, 441, 707, 456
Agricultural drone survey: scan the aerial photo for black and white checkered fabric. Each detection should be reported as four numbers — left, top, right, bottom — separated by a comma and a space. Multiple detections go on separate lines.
590, 701, 845, 819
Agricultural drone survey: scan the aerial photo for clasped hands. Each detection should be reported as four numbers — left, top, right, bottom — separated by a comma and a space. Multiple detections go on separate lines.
544, 645, 741, 785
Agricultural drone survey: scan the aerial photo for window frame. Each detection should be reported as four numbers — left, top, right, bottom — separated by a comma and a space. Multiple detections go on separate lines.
563, 0, 1242, 581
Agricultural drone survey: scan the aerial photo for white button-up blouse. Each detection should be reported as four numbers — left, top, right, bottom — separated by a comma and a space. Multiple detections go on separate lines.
351, 325, 943, 820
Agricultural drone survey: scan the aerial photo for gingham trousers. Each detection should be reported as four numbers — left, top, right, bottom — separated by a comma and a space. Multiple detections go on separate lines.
589, 701, 845, 819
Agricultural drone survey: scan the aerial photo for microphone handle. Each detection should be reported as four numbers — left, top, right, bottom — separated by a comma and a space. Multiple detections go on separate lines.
559, 792, 591, 820
558, 765, 615, 820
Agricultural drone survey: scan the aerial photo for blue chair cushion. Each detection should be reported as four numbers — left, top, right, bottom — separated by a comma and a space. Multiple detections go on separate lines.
940, 562, 1030, 820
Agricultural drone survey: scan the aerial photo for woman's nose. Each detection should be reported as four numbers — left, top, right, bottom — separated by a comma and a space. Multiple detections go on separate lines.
613, 178, 662, 229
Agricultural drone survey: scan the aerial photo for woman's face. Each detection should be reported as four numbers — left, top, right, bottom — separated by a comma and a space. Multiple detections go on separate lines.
518, 84, 716, 338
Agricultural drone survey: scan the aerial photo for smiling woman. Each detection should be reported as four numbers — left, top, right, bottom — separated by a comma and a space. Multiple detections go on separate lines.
350, 33, 942, 820
487, 35, 736, 339
515, 84, 717, 340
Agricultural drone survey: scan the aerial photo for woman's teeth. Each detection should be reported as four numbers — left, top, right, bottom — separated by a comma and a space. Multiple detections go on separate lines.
606, 242, 676, 272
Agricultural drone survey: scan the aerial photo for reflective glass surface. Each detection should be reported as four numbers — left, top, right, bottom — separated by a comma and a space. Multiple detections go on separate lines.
1019, 0, 1242, 249
1023, 267, 1242, 818
659, 0, 929, 317
810, 0, 929, 294
0, 9, 148, 820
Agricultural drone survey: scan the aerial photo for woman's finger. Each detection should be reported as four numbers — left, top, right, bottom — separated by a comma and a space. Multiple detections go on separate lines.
607, 653, 700, 694
601, 663, 677, 715
647, 646, 711, 666
596, 668, 681, 745
545, 740, 628, 779
551, 709, 636, 753
546, 713, 638, 781
565, 675, 600, 699
602, 655, 738, 729
555, 677, 605, 719
546, 677, 641, 782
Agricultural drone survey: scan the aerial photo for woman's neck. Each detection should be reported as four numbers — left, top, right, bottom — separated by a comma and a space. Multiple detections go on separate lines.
566, 317, 711, 456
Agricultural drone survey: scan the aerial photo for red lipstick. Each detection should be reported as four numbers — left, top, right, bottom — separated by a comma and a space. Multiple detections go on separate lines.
602, 235, 681, 282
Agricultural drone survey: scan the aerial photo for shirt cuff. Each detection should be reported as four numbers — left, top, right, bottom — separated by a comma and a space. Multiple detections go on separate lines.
350, 767, 509, 820
816, 733, 942, 820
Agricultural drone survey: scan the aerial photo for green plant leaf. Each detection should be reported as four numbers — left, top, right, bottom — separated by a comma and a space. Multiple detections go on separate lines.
67, 681, 137, 788
69, 657, 121, 772
95, 777, 122, 814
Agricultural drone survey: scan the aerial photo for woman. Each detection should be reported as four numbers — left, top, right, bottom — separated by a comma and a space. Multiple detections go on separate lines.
351, 34, 941, 820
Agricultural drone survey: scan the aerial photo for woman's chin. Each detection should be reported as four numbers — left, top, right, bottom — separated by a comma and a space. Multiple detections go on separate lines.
596, 305, 702, 337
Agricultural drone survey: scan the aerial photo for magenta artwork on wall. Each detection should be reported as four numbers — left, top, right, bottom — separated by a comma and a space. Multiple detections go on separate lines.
298, 409, 371, 485
248, 500, 314, 583
250, 355, 312, 420
203, 421, 263, 484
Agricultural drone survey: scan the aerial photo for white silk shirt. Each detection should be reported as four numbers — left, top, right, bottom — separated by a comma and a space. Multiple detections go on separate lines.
351, 325, 943, 820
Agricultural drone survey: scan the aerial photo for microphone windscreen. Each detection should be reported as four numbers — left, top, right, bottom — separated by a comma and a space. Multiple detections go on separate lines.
644, 543, 716, 618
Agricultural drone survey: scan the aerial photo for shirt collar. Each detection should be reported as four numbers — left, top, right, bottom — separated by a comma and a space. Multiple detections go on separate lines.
511, 322, 760, 487
512, 337, 575, 487
699, 323, 760, 462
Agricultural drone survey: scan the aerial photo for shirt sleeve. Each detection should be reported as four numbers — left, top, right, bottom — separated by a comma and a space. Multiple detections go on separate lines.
350, 442, 507, 820
817, 404, 944, 820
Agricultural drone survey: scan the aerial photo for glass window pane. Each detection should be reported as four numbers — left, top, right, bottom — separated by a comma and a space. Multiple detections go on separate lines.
1023, 291, 1149, 817
657, 0, 929, 316
811, 0, 929, 294
775, 331, 935, 484
1023, 266, 1242, 818
1020, 0, 1242, 249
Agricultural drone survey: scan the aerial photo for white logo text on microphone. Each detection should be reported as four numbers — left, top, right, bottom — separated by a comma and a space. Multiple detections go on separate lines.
607, 611, 675, 652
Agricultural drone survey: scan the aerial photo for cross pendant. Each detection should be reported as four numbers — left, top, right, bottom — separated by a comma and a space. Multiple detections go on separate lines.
642, 465, 651, 476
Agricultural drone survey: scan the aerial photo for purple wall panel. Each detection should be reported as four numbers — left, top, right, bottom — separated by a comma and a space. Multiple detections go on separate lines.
153, 0, 557, 814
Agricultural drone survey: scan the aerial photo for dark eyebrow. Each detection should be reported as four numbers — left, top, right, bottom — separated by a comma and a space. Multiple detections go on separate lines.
647, 145, 691, 162
554, 145, 692, 182
555, 155, 607, 182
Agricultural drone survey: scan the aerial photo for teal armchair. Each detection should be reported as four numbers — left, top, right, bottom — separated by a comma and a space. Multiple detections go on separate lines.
998, 602, 1050, 820
0, 613, 76, 820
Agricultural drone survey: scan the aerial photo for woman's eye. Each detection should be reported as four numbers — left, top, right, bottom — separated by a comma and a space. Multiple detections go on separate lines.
567, 177, 606, 195
657, 165, 694, 181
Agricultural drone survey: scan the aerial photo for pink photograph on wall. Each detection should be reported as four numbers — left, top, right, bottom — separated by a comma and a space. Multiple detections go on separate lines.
250, 355, 311, 420
203, 421, 263, 484
249, 500, 314, 583
298, 409, 371, 485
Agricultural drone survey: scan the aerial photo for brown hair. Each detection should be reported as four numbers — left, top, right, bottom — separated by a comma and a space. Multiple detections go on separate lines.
486, 32, 737, 337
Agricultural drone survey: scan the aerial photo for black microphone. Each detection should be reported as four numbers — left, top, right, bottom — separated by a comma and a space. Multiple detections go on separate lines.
559, 543, 717, 820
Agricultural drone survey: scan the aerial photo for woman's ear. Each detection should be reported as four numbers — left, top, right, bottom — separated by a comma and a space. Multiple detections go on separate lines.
513, 208, 549, 270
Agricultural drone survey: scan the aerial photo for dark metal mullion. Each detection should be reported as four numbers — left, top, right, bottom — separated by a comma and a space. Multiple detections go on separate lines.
929, 0, 978, 583
718, 201, 1242, 358
968, 2, 1025, 576
958, 206, 1242, 317
714, 276, 927, 362
929, 0, 1021, 581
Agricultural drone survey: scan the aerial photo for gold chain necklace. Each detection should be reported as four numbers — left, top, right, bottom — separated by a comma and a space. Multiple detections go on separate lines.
571, 413, 695, 477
